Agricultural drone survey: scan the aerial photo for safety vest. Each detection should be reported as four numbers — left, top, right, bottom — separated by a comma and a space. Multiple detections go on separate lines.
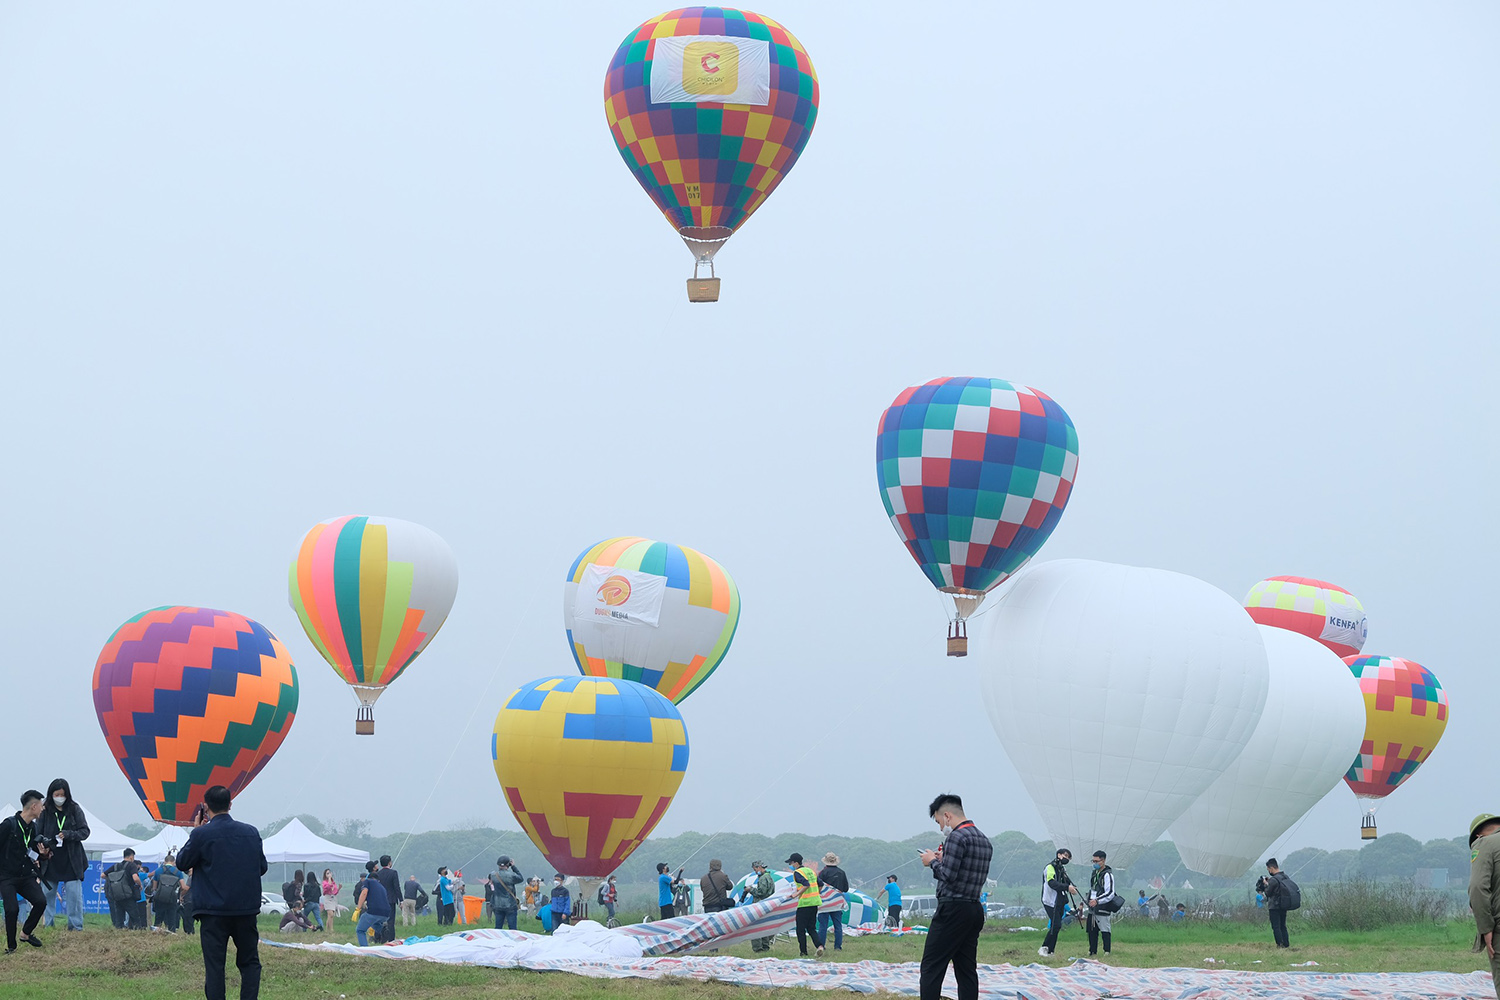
795, 867, 820, 907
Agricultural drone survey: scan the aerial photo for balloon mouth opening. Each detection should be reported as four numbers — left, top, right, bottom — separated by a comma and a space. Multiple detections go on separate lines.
679, 226, 733, 264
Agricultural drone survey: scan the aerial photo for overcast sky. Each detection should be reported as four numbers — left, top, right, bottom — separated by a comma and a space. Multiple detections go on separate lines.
1, 3, 1495, 860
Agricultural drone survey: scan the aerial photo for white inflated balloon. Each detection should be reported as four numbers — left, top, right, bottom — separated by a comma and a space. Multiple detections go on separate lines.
977, 559, 1269, 867
1169, 625, 1366, 877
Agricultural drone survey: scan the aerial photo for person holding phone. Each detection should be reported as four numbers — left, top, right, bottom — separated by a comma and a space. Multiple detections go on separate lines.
917, 793, 992, 1000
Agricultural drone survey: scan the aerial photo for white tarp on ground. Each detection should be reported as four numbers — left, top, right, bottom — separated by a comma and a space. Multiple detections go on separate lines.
81, 806, 139, 853
102, 825, 191, 864
262, 819, 369, 865
270, 928, 1495, 999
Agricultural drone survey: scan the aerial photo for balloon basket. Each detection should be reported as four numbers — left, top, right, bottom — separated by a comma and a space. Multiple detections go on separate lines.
947, 620, 968, 657
355, 706, 375, 736
687, 277, 720, 302
1361, 814, 1378, 840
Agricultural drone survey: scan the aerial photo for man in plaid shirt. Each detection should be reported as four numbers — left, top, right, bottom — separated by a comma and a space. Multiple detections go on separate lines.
917, 793, 993, 1000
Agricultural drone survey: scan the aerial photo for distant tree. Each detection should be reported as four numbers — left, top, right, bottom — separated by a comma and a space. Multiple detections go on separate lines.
1355, 832, 1423, 880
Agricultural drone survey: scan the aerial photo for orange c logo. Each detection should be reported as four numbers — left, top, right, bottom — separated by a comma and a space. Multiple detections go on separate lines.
700, 52, 721, 74
598, 575, 632, 607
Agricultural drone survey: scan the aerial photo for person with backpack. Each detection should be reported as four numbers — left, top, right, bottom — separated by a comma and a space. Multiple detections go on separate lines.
299, 871, 323, 931
1085, 850, 1119, 958
104, 848, 145, 929
490, 856, 523, 930
598, 875, 618, 925
152, 853, 186, 933
1258, 858, 1300, 948
280, 870, 303, 920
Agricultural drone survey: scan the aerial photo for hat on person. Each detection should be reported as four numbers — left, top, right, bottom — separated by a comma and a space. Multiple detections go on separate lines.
497, 855, 512, 866
751, 860, 766, 869
1471, 813, 1500, 845
785, 853, 803, 865
823, 852, 840, 866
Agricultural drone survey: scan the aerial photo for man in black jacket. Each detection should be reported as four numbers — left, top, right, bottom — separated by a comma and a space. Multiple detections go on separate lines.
2, 791, 50, 953
816, 853, 850, 951
37, 778, 90, 931
374, 856, 402, 943
1258, 858, 1293, 948
176, 787, 268, 1000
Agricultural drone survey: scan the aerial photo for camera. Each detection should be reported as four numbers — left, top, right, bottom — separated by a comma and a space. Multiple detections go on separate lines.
1255, 876, 1268, 893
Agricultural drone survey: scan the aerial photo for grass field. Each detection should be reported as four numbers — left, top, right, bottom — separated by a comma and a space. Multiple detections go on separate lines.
0, 912, 1489, 1000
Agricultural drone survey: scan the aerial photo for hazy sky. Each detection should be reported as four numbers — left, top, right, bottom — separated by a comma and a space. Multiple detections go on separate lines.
2, 3, 1495, 860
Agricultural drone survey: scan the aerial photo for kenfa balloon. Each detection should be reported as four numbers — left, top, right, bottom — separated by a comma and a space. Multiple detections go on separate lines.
977, 560, 1269, 866
1343, 654, 1449, 840
492, 676, 689, 877
92, 606, 299, 826
877, 377, 1078, 656
1169, 626, 1366, 877
1244, 576, 1367, 659
604, 7, 818, 300
288, 515, 458, 735
563, 536, 740, 703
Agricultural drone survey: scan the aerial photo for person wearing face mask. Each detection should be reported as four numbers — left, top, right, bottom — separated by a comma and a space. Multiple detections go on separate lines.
917, 793, 992, 1000
547, 874, 572, 933
2, 791, 51, 953
1086, 851, 1116, 958
1038, 848, 1078, 957
37, 778, 90, 932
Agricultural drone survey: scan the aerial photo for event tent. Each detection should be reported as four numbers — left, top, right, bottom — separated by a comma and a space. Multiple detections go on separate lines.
262, 819, 368, 865
81, 806, 139, 853
2, 802, 14, 816
102, 825, 191, 864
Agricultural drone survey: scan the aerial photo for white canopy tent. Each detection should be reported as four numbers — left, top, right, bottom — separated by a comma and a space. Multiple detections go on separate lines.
2, 802, 14, 816
102, 825, 191, 864
81, 806, 139, 854
262, 819, 368, 865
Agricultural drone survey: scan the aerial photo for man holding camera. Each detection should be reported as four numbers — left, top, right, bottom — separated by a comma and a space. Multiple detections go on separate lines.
490, 856, 524, 930
1038, 848, 1078, 957
1257, 859, 1294, 948
176, 786, 267, 1000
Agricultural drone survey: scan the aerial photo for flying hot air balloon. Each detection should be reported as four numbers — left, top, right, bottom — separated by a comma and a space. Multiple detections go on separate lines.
604, 7, 819, 301
563, 536, 740, 704
288, 516, 458, 735
92, 606, 299, 826
492, 676, 689, 877
876, 377, 1079, 655
977, 560, 1270, 866
1343, 654, 1448, 839
1244, 575, 1368, 659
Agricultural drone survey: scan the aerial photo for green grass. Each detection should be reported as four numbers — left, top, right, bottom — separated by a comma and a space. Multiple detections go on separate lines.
0, 913, 1489, 999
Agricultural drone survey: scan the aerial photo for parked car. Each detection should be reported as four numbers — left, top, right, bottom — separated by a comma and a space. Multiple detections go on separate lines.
902, 894, 938, 920
988, 904, 1036, 920
260, 892, 288, 916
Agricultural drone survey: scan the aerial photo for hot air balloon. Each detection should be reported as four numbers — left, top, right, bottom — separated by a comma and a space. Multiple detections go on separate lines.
1343, 654, 1448, 839
1170, 626, 1366, 876
492, 676, 689, 877
288, 515, 458, 735
604, 7, 819, 301
976, 560, 1269, 866
563, 536, 740, 703
877, 377, 1079, 656
1244, 576, 1367, 659
92, 606, 299, 825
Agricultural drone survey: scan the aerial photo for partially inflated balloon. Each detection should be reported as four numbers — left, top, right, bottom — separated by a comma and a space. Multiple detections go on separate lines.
1343, 654, 1448, 838
492, 676, 689, 877
877, 377, 1079, 655
1170, 626, 1366, 876
289, 515, 458, 734
977, 560, 1268, 866
92, 606, 299, 825
563, 536, 740, 703
604, 7, 818, 296
1244, 576, 1368, 659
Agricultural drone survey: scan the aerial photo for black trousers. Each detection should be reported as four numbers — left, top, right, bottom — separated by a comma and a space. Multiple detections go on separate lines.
183, 904, 196, 935
108, 898, 127, 928
1041, 899, 1067, 953
439, 901, 455, 925
919, 900, 985, 1000
1268, 908, 1289, 947
659, 904, 675, 920
2, 876, 47, 949
129, 899, 149, 929
795, 905, 825, 955
155, 899, 181, 932
198, 913, 261, 1000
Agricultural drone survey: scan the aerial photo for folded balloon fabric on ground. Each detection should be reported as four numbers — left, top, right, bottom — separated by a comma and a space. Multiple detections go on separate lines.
270, 922, 1492, 1000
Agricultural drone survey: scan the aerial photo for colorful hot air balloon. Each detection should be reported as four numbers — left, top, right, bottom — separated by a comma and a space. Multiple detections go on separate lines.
563, 536, 740, 703
877, 377, 1079, 655
288, 515, 458, 735
604, 7, 819, 300
92, 606, 299, 826
1244, 575, 1368, 659
492, 676, 689, 877
1343, 654, 1448, 839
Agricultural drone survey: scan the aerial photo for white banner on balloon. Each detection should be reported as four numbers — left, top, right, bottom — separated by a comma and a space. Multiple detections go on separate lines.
1319, 612, 1367, 652
650, 35, 771, 106
574, 565, 665, 628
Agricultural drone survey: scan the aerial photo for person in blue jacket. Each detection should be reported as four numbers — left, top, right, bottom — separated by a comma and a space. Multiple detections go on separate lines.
548, 874, 572, 933
175, 786, 268, 1000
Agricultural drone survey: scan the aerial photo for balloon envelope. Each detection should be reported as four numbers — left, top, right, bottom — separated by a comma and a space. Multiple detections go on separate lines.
288, 515, 458, 725
563, 536, 740, 703
92, 606, 299, 826
1343, 654, 1448, 801
977, 560, 1268, 866
492, 676, 689, 878
1244, 575, 1367, 659
604, 7, 819, 266
1170, 626, 1366, 877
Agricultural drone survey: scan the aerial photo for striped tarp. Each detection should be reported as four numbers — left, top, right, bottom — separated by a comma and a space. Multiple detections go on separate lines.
615, 886, 847, 955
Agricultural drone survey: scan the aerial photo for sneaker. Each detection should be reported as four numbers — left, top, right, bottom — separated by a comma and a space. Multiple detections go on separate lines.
816, 946, 825, 957
21, 935, 42, 949
1038, 947, 1051, 957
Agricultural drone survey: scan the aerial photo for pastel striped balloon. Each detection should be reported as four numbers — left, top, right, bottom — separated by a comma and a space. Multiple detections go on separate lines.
1245, 575, 1368, 659
563, 536, 740, 704
289, 515, 458, 733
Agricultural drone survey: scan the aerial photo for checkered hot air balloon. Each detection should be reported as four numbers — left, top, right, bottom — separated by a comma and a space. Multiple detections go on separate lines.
91, 606, 299, 826
563, 536, 740, 704
1342, 654, 1448, 840
876, 377, 1080, 655
288, 516, 458, 735
604, 7, 819, 300
1244, 576, 1368, 659
492, 676, 689, 878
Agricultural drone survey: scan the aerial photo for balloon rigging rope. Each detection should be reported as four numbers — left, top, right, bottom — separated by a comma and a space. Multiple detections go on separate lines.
393, 585, 542, 866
